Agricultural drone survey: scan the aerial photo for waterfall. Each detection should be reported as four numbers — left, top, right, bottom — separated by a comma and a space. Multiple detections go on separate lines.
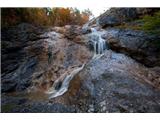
90, 28, 107, 56
46, 64, 85, 99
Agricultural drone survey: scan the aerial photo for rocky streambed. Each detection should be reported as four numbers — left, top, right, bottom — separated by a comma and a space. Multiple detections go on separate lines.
1, 8, 160, 113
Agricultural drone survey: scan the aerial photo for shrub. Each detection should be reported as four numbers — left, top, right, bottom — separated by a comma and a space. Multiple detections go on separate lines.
140, 11, 160, 35
115, 10, 160, 35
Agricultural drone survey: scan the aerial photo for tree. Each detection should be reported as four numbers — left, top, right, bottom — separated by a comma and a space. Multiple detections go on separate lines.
1, 8, 93, 28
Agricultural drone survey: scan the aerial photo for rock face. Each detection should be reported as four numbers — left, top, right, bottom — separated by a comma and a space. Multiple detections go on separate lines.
1, 23, 92, 112
98, 8, 159, 27
1, 24, 41, 92
102, 28, 160, 67
1, 8, 160, 113
1, 23, 92, 93
72, 50, 160, 112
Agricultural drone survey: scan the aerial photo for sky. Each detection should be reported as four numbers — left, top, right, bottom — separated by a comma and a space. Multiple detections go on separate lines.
52, 0, 110, 17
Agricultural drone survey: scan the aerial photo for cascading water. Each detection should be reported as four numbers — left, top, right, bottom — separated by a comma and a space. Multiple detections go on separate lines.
90, 28, 107, 58
46, 64, 85, 99
46, 28, 108, 99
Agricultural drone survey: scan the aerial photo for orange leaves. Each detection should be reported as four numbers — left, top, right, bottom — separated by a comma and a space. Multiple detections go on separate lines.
1, 8, 92, 28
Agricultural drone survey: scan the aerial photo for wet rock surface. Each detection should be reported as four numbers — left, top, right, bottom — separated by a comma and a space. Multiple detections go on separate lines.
40, 50, 160, 113
1, 23, 91, 93
1, 23, 92, 112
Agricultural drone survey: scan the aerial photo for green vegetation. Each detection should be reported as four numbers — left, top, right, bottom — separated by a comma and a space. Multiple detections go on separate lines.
1, 8, 92, 28
116, 11, 160, 35
140, 11, 160, 34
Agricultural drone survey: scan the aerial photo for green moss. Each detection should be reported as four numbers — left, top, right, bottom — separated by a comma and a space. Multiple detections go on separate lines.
1, 104, 17, 112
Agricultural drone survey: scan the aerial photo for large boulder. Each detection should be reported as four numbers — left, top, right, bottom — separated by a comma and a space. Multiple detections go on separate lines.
102, 28, 160, 67
98, 8, 159, 28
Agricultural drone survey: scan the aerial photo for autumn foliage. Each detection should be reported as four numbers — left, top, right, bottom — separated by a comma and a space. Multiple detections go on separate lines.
1, 8, 92, 28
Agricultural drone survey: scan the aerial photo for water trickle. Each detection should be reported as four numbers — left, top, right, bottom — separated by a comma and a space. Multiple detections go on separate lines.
46, 64, 85, 99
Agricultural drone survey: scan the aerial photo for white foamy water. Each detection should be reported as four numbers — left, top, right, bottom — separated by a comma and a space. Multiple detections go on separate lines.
90, 28, 107, 59
46, 64, 85, 99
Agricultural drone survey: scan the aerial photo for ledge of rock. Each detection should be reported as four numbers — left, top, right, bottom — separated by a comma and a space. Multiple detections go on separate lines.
102, 28, 160, 67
